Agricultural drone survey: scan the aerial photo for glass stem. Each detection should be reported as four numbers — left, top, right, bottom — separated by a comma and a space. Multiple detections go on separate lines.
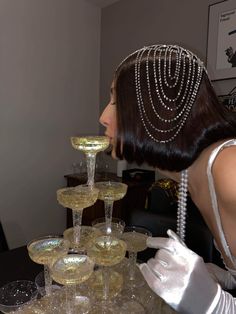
72, 209, 83, 247
44, 264, 52, 295
102, 266, 110, 301
86, 153, 96, 187
104, 199, 114, 234
66, 285, 76, 314
128, 251, 137, 281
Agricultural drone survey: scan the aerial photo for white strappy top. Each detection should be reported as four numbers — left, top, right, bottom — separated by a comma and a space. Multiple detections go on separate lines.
207, 139, 236, 269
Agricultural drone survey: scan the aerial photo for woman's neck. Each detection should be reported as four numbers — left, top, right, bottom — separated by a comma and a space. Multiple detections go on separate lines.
156, 169, 181, 183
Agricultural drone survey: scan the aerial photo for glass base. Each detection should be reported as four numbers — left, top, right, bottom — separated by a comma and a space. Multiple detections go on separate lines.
16, 306, 46, 314
113, 258, 146, 288
119, 281, 159, 314
74, 295, 91, 314
19, 285, 92, 314
89, 300, 121, 314
119, 300, 146, 313
126, 269, 146, 288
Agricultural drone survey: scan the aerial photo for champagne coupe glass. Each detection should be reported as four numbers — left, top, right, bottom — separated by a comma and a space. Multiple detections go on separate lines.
63, 225, 102, 253
87, 235, 127, 313
94, 181, 127, 234
92, 217, 125, 239
27, 236, 70, 296
71, 136, 110, 187
50, 254, 94, 314
121, 226, 152, 288
57, 184, 99, 252
0, 280, 38, 313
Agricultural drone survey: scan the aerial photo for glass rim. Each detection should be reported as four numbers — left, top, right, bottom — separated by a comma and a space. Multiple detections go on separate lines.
91, 217, 125, 227
95, 181, 127, 188
123, 225, 152, 236
27, 235, 69, 250
0, 280, 38, 308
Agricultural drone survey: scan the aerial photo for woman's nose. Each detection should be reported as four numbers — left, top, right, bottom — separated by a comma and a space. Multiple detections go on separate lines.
99, 105, 109, 127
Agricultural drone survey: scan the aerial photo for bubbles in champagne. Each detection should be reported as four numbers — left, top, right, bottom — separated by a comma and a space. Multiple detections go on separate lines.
57, 185, 98, 210
87, 235, 127, 266
95, 181, 128, 201
121, 232, 149, 253
71, 136, 110, 154
50, 255, 94, 286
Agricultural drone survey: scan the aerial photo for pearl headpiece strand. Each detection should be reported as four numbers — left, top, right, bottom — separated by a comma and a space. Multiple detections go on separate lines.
117, 45, 205, 143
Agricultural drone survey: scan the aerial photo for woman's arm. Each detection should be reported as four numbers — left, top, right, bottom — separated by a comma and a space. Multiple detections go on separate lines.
140, 230, 236, 314
206, 263, 236, 290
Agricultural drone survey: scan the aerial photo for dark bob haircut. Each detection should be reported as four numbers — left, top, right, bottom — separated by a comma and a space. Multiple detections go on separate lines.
114, 45, 236, 171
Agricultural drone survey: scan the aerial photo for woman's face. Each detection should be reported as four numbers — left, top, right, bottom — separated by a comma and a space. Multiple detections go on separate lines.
99, 82, 117, 158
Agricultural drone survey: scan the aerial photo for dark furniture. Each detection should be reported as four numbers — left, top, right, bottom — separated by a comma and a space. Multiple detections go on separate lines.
0, 246, 42, 287
126, 179, 223, 266
64, 172, 222, 265
0, 221, 9, 253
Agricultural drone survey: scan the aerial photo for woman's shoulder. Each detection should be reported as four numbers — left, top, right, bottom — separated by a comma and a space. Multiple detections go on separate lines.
211, 140, 236, 207
208, 140, 236, 266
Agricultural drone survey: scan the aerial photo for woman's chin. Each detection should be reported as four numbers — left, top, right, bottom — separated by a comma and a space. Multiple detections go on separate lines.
104, 146, 117, 160
111, 149, 117, 159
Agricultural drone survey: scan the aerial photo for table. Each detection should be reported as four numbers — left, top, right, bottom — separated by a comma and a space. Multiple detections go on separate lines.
0, 246, 42, 287
0, 247, 176, 314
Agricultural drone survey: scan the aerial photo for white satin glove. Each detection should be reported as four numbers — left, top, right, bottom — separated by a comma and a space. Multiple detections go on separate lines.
139, 230, 221, 314
206, 263, 236, 290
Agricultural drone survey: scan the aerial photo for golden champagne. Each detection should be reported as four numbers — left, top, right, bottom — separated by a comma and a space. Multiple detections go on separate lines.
71, 136, 110, 154
63, 226, 102, 250
121, 232, 149, 253
57, 185, 98, 210
50, 255, 94, 286
87, 235, 127, 266
95, 181, 127, 201
93, 221, 124, 238
27, 237, 70, 266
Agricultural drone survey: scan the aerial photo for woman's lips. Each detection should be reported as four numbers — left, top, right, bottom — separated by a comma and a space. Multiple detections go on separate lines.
104, 135, 113, 155
105, 134, 113, 144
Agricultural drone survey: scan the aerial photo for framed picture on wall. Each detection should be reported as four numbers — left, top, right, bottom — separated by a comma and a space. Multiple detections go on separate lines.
207, 0, 236, 81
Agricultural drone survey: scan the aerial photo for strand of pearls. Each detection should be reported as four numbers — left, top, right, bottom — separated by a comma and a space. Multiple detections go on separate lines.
177, 169, 188, 241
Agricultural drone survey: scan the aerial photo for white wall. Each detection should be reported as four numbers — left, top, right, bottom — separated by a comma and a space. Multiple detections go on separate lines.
100, 0, 236, 109
0, 0, 101, 248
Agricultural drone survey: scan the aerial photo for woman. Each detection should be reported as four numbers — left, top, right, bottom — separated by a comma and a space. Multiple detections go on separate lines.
100, 44, 236, 313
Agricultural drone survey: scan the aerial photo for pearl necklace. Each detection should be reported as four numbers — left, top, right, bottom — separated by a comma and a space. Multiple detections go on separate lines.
176, 169, 188, 241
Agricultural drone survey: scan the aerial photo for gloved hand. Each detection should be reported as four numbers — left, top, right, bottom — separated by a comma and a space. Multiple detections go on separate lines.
206, 263, 236, 290
139, 230, 221, 314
